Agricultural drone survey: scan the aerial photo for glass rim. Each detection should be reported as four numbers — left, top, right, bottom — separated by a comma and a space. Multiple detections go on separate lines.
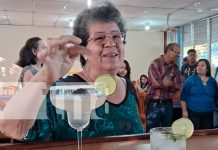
150, 127, 186, 137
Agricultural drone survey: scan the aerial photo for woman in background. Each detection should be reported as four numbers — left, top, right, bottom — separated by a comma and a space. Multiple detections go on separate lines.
17, 37, 47, 85
117, 60, 131, 80
135, 74, 150, 126
16, 37, 48, 136
181, 59, 218, 130
136, 74, 150, 95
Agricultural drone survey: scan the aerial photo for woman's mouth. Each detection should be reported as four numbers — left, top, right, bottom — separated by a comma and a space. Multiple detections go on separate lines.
102, 53, 118, 57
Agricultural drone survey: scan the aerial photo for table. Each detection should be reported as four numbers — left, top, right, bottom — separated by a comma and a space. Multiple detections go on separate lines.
1, 129, 218, 150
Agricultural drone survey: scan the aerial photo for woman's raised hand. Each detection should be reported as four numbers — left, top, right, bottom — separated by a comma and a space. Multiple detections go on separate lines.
37, 35, 88, 84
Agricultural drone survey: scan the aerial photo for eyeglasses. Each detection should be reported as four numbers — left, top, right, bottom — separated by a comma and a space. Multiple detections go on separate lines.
170, 50, 180, 55
88, 31, 125, 45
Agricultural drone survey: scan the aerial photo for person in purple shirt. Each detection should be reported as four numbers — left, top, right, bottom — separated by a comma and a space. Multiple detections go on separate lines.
146, 43, 182, 132
181, 59, 218, 130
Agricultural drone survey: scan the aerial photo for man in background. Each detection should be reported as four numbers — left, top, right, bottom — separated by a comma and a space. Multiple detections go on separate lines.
146, 43, 182, 132
181, 49, 197, 82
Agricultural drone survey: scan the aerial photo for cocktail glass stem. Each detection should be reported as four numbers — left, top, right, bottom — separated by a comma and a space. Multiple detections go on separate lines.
77, 130, 82, 150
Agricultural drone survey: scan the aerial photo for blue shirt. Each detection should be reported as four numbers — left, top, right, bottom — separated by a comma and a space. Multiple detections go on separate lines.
180, 76, 218, 112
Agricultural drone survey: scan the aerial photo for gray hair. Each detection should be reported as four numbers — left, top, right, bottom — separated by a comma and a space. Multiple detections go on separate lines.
73, 2, 126, 66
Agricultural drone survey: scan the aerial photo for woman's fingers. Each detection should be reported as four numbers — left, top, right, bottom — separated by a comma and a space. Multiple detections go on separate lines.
46, 35, 90, 59
46, 35, 81, 55
67, 45, 91, 59
60, 35, 82, 45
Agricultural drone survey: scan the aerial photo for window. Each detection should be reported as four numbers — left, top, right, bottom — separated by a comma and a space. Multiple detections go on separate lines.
194, 20, 209, 60
183, 24, 193, 57
211, 16, 218, 68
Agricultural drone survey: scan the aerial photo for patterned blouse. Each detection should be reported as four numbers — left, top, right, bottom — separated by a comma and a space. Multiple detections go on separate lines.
24, 74, 144, 142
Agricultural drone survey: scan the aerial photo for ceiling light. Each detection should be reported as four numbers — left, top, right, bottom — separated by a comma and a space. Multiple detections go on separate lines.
210, 8, 218, 11
69, 19, 74, 28
9, 70, 13, 74
194, 1, 203, 12
1, 16, 7, 19
194, 1, 200, 7
145, 25, 150, 31
143, 11, 148, 14
87, 0, 92, 8
0, 57, 6, 62
1, 67, 5, 73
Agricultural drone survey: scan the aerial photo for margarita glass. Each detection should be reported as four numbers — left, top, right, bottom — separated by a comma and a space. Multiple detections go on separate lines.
50, 83, 107, 150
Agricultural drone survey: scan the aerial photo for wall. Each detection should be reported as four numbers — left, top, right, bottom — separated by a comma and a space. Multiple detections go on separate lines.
125, 31, 164, 80
0, 25, 83, 82
0, 26, 164, 82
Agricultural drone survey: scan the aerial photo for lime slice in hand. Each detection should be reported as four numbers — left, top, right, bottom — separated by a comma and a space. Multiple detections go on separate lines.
94, 74, 116, 96
172, 118, 194, 138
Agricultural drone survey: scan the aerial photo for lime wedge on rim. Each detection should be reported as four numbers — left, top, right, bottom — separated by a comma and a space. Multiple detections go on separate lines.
94, 74, 116, 96
172, 118, 194, 138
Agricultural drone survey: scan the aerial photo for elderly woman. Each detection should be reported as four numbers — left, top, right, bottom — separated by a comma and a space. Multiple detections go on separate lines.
0, 2, 144, 142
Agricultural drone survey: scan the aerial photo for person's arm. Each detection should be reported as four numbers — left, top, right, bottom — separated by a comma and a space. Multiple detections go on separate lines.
136, 80, 143, 93
215, 67, 218, 78
0, 71, 48, 139
148, 60, 164, 89
180, 64, 185, 76
181, 101, 188, 118
172, 72, 182, 92
180, 78, 192, 118
0, 35, 84, 140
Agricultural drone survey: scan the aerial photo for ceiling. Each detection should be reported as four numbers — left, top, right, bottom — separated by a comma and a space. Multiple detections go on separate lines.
1, 0, 218, 31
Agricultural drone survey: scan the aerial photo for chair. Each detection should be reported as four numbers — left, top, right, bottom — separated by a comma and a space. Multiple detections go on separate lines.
132, 80, 146, 128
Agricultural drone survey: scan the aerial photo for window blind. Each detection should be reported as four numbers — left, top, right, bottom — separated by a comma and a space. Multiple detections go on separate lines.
211, 16, 218, 43
194, 20, 207, 45
183, 24, 192, 46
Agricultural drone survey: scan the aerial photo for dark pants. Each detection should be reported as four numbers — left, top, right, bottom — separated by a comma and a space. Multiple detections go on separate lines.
146, 99, 173, 132
188, 109, 214, 130
173, 107, 182, 122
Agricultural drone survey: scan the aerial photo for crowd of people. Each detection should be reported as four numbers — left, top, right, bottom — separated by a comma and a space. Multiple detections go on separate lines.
0, 1, 217, 143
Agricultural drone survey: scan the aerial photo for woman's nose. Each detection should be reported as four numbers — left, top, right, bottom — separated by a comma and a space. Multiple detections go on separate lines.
104, 37, 116, 47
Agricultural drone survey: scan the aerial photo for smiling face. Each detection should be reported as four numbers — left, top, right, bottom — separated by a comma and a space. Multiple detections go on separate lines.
85, 21, 125, 75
